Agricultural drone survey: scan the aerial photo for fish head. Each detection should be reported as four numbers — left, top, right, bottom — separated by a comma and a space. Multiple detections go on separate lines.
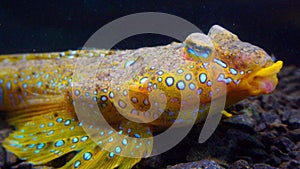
184, 25, 283, 100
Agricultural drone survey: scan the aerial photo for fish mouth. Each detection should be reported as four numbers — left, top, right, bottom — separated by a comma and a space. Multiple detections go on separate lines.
239, 60, 283, 95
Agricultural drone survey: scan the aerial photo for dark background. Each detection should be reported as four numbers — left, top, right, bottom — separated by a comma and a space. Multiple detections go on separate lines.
0, 0, 299, 66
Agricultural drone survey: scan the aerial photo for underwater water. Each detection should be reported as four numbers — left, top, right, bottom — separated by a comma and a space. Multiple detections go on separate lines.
0, 1, 299, 169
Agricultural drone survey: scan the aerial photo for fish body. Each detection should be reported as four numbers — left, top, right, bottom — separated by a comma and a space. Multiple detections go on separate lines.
0, 25, 283, 168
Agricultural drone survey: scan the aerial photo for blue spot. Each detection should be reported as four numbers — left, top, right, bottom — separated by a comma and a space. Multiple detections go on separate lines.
101, 96, 107, 102
0, 79, 2, 84
70, 126, 75, 130
100, 131, 104, 136
127, 128, 132, 133
140, 77, 148, 84
189, 83, 196, 90
185, 73, 192, 81
55, 140, 65, 147
45, 74, 49, 79
109, 152, 114, 158
37, 143, 45, 149
229, 68, 238, 75
78, 122, 83, 127
6, 81, 11, 90
115, 146, 121, 154
108, 137, 113, 143
207, 80, 212, 86
47, 130, 54, 136
118, 130, 123, 135
122, 139, 128, 146
74, 89, 80, 96
157, 70, 164, 76
28, 144, 35, 148
177, 69, 184, 74
22, 83, 28, 89
40, 123, 45, 128
168, 112, 175, 116
20, 129, 25, 133
83, 152, 92, 161
56, 118, 63, 123
72, 137, 79, 143
26, 75, 30, 80
37, 81, 42, 88
34, 150, 40, 154
199, 73, 207, 83
176, 80, 186, 90
108, 130, 113, 135
134, 133, 141, 138
48, 122, 54, 127
64, 119, 71, 126
165, 77, 174, 87
81, 136, 88, 142
74, 160, 81, 168
124, 60, 136, 68
14, 135, 24, 139
109, 92, 114, 98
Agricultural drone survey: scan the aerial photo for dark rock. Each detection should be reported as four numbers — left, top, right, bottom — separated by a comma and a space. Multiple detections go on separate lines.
271, 146, 289, 161
139, 155, 163, 168
286, 160, 300, 169
224, 114, 256, 129
0, 146, 5, 167
277, 137, 296, 153
6, 151, 18, 166
289, 151, 300, 160
227, 129, 265, 149
287, 129, 300, 142
229, 160, 251, 169
261, 112, 281, 126
255, 122, 267, 131
243, 148, 269, 161
288, 112, 300, 129
10, 162, 32, 169
0, 129, 12, 142
167, 159, 225, 169
253, 163, 278, 169
267, 155, 282, 167
261, 130, 278, 143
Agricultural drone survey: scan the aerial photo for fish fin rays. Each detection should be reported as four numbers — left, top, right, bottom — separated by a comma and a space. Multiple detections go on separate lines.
3, 110, 153, 168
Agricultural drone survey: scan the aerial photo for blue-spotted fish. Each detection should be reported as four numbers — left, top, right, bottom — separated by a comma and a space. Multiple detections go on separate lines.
0, 25, 283, 168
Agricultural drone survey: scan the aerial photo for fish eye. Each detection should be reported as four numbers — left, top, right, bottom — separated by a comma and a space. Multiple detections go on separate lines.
187, 46, 211, 59
184, 33, 214, 61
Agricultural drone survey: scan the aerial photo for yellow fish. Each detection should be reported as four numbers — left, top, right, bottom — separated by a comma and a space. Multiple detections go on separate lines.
0, 25, 283, 168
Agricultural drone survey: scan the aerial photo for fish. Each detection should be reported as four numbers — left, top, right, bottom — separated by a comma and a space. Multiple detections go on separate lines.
0, 25, 283, 168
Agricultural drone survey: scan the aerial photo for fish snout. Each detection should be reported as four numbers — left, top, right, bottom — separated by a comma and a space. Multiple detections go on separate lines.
240, 60, 283, 95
